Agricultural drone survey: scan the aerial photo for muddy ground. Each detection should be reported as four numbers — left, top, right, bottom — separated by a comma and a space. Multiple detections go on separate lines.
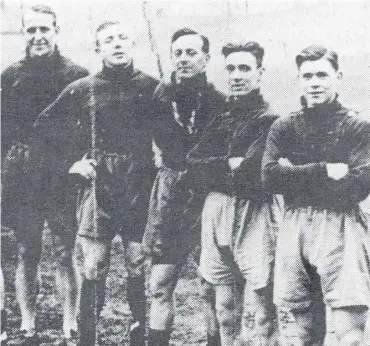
2, 231, 210, 346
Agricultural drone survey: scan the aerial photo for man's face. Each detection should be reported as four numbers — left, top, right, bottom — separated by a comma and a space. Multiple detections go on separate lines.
225, 51, 263, 97
171, 34, 209, 80
298, 59, 342, 107
96, 24, 134, 67
23, 10, 58, 58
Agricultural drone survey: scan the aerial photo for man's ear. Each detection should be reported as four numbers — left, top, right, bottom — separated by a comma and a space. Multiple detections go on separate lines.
337, 71, 343, 80
259, 66, 265, 76
95, 46, 100, 54
205, 53, 210, 63
55, 25, 60, 35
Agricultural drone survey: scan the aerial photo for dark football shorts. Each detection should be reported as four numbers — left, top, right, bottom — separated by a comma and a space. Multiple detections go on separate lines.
145, 166, 204, 266
77, 150, 152, 243
1, 141, 76, 258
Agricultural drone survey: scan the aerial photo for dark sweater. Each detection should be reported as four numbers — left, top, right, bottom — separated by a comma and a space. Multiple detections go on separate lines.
262, 98, 370, 210
153, 73, 226, 172
187, 90, 279, 199
1, 48, 89, 156
35, 63, 158, 175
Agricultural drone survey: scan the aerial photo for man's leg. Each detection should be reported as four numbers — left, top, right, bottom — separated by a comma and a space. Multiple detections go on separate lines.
15, 212, 44, 336
148, 264, 179, 346
214, 284, 236, 346
277, 307, 313, 346
53, 234, 81, 339
125, 241, 147, 346
241, 283, 275, 346
332, 306, 368, 346
1, 266, 7, 343
201, 279, 221, 346
79, 236, 111, 346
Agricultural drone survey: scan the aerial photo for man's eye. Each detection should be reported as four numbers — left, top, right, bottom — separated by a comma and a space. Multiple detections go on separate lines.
174, 50, 182, 57
40, 26, 50, 33
226, 66, 235, 72
239, 65, 251, 72
105, 37, 113, 43
302, 73, 313, 79
27, 27, 36, 34
187, 50, 197, 57
317, 72, 329, 79
119, 34, 128, 41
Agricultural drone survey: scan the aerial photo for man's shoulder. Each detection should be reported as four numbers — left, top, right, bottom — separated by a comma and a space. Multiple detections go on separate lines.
259, 102, 280, 122
59, 74, 96, 96
205, 83, 226, 102
269, 110, 300, 132
340, 105, 370, 132
1, 59, 26, 83
132, 69, 159, 92
153, 81, 171, 101
58, 55, 89, 80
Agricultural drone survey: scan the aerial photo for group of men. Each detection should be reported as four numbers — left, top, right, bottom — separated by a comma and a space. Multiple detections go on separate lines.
1, 4, 370, 346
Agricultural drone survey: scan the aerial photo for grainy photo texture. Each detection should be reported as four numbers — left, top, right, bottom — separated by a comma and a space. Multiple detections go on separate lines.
1, 1, 370, 345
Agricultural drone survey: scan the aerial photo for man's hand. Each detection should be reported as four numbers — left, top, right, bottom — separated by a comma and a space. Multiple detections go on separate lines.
327, 163, 349, 180
68, 159, 97, 180
278, 158, 293, 167
228, 157, 244, 170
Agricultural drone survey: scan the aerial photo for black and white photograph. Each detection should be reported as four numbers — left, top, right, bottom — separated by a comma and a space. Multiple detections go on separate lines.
1, 1, 370, 345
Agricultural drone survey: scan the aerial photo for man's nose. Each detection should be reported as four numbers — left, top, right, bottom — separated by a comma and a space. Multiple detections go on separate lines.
34, 29, 43, 40
309, 76, 321, 88
178, 53, 189, 63
230, 71, 242, 81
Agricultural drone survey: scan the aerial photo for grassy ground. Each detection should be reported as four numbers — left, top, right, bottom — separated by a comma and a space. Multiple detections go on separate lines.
2, 231, 209, 346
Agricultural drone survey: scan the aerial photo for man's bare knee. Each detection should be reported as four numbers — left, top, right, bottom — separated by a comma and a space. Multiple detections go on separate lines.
84, 258, 109, 280
333, 306, 368, 346
278, 307, 312, 346
126, 241, 146, 277
150, 276, 173, 302
242, 307, 272, 344
216, 296, 235, 337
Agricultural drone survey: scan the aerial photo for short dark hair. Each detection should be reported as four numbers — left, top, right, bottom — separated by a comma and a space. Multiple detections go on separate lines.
95, 21, 120, 46
171, 28, 209, 54
22, 5, 57, 27
222, 41, 265, 68
296, 45, 339, 71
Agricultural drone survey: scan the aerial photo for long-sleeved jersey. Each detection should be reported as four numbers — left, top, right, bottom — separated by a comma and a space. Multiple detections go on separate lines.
152, 73, 225, 172
262, 98, 370, 210
1, 48, 88, 156
188, 90, 279, 199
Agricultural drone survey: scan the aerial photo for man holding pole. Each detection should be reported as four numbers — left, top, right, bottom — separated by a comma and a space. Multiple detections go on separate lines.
35, 22, 158, 346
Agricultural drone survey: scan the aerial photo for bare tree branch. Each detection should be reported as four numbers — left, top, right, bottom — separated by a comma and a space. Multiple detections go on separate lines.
142, 1, 164, 80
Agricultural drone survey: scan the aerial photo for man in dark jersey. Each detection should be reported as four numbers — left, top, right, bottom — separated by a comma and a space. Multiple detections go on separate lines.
1, 5, 88, 344
143, 28, 225, 346
262, 45, 370, 346
188, 41, 280, 346
34, 22, 158, 346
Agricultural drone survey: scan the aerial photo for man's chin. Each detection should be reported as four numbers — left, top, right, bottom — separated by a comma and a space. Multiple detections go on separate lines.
176, 71, 197, 80
108, 58, 131, 67
30, 49, 52, 58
